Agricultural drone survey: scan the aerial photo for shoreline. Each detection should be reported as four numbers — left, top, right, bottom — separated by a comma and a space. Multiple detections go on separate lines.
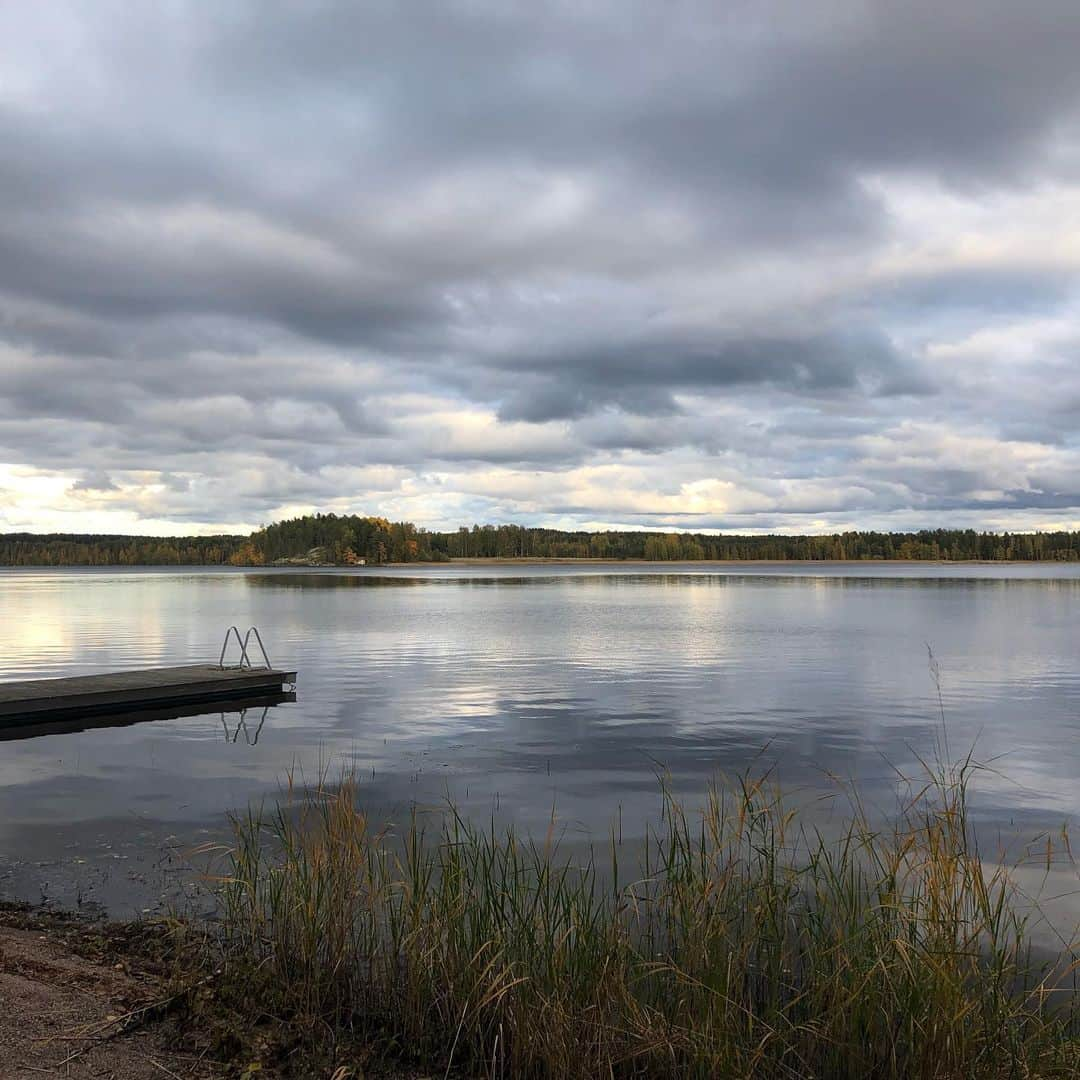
0, 902, 418, 1078
4, 556, 1079, 571
0, 902, 211, 1078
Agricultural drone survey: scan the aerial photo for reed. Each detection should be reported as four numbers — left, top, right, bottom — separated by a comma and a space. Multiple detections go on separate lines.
184, 759, 1080, 1078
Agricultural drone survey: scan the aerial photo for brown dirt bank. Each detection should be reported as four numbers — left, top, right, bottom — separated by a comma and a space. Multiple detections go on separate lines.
0, 904, 216, 1078
0, 904, 437, 1079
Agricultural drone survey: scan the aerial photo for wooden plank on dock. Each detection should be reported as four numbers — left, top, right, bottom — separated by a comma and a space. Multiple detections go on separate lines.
0, 665, 297, 724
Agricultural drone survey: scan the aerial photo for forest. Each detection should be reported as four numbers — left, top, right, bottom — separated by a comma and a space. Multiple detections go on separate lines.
0, 532, 245, 566
429, 524, 1080, 562
2, 513, 1079, 566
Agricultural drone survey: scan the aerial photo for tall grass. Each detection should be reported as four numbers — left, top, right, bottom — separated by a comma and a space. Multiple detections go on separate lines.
189, 760, 1080, 1078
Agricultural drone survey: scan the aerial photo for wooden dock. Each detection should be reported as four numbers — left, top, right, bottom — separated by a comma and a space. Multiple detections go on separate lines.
0, 664, 298, 725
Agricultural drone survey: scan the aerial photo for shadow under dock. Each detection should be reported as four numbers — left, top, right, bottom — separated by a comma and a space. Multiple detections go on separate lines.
0, 689, 296, 742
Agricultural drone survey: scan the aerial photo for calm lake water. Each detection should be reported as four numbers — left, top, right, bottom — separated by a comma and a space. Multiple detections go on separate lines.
1, 563, 1079, 920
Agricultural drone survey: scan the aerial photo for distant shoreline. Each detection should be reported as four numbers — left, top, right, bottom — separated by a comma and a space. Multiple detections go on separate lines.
3, 556, 1079, 570
6, 517, 1077, 567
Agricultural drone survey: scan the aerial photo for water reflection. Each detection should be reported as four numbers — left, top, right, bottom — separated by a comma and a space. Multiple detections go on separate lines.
0, 692, 294, 744
220, 703, 277, 745
244, 569, 1080, 592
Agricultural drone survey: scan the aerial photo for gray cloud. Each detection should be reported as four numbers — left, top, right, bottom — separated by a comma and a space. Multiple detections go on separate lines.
70, 471, 118, 493
496, 332, 927, 423
1, 1, 1079, 533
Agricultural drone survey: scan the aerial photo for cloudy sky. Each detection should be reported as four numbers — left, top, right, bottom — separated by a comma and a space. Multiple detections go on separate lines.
2, 1, 1079, 536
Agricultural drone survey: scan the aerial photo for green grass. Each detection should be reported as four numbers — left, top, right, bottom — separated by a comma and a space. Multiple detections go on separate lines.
176, 758, 1080, 1078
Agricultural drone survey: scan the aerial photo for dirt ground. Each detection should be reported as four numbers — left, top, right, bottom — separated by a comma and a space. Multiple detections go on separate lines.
0, 909, 216, 1080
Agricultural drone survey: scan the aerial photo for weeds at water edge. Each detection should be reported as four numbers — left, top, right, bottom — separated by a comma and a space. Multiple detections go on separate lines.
163, 753, 1080, 1079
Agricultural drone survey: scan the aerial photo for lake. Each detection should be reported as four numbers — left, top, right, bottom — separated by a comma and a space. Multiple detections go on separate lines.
1, 562, 1079, 920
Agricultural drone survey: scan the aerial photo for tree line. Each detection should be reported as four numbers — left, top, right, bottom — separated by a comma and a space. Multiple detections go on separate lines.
428, 524, 1080, 562
0, 532, 245, 566
1, 516, 1078, 566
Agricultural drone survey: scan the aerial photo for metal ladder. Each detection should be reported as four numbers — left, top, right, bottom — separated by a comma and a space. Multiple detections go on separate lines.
218, 625, 273, 670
